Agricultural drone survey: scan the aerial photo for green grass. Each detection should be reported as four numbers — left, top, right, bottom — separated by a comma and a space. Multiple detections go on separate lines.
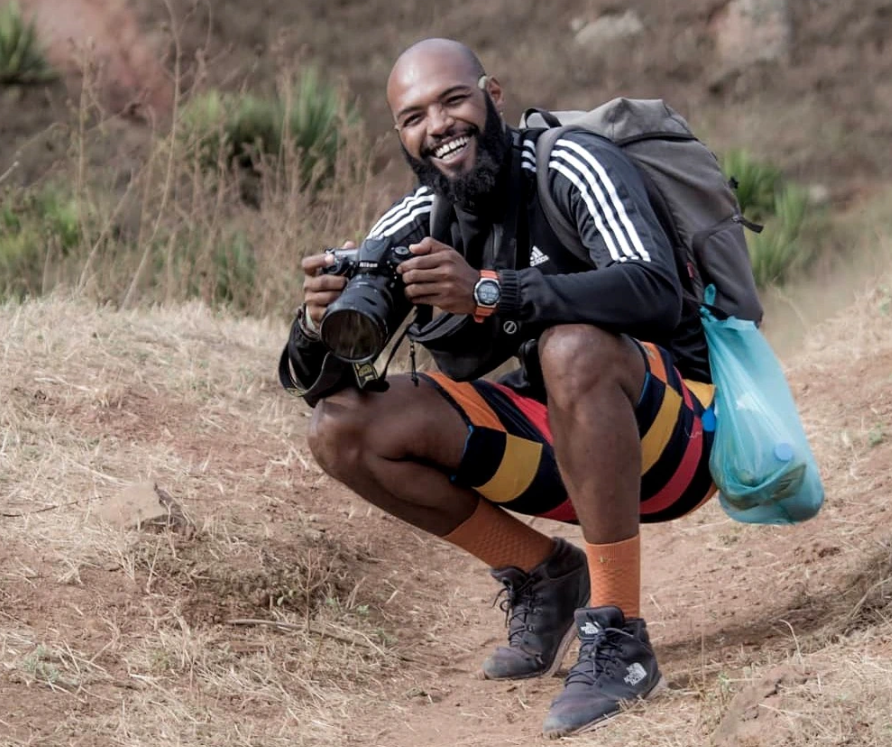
0, 81, 377, 315
179, 66, 360, 194
0, 183, 263, 310
722, 149, 782, 223
283, 66, 361, 187
0, 2, 56, 85
722, 150, 814, 288
0, 186, 87, 298
747, 184, 811, 287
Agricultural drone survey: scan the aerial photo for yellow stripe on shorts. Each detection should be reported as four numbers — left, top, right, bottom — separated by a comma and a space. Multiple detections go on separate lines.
640, 386, 682, 474
477, 434, 543, 503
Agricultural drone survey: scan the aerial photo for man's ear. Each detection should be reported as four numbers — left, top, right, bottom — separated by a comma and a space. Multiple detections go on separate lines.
483, 75, 504, 110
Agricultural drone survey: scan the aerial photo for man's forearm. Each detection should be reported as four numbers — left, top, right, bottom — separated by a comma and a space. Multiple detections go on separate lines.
496, 263, 682, 338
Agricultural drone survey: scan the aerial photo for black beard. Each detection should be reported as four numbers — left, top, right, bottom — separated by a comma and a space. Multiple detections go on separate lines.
400, 95, 511, 209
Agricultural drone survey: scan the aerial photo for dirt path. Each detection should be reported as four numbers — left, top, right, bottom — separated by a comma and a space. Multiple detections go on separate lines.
339, 510, 847, 746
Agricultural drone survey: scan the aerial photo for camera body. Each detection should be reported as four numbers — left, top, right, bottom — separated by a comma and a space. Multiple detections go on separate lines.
318, 237, 414, 364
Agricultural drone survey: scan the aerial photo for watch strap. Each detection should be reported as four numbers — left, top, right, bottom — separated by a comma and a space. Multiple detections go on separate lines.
473, 269, 500, 323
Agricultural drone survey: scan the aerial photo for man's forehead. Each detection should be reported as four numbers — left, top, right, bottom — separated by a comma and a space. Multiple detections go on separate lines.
387, 47, 479, 108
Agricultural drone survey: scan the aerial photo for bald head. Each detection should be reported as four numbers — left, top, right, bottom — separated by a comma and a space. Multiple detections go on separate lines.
387, 38, 486, 108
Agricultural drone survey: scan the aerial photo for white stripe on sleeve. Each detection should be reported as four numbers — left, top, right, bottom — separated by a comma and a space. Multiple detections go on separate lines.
556, 139, 651, 262
367, 188, 434, 239
549, 160, 623, 262
369, 203, 434, 239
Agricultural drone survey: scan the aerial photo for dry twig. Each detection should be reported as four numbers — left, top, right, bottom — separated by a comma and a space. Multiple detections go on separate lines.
1, 500, 81, 519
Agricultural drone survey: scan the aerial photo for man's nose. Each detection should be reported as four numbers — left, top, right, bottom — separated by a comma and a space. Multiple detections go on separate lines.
427, 104, 454, 136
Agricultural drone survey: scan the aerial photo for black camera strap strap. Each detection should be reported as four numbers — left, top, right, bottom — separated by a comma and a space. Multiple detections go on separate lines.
345, 305, 424, 393
351, 360, 382, 389
278, 346, 353, 403
414, 192, 458, 331
374, 315, 420, 387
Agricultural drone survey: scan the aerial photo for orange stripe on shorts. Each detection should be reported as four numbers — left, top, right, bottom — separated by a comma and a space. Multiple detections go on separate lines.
425, 373, 505, 432
640, 341, 668, 384
641, 383, 702, 514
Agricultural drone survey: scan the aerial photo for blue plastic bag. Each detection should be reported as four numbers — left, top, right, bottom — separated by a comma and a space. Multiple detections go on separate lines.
701, 289, 824, 524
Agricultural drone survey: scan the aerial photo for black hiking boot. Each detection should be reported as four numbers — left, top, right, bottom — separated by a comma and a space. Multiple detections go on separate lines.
542, 606, 666, 737
482, 537, 590, 680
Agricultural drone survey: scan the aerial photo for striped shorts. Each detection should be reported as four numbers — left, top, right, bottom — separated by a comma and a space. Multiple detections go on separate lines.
422, 341, 717, 524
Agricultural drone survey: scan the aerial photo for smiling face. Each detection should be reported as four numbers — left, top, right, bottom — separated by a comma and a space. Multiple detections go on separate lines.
387, 40, 510, 206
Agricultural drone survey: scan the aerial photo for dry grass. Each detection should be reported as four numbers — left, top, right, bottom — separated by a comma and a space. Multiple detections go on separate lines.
0, 294, 418, 746
0, 18, 396, 320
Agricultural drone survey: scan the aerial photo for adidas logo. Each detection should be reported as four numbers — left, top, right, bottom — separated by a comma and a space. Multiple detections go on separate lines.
530, 245, 550, 267
624, 662, 647, 686
580, 621, 601, 636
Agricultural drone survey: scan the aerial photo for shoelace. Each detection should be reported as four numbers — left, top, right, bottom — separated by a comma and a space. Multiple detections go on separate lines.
565, 627, 635, 686
493, 577, 537, 646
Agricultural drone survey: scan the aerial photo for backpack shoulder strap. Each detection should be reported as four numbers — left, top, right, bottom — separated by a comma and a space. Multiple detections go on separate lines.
533, 125, 591, 265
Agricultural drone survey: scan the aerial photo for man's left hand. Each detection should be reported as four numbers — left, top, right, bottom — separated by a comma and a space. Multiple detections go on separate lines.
397, 237, 481, 315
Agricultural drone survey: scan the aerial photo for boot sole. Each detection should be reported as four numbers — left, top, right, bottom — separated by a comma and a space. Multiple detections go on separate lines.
483, 591, 591, 681
541, 617, 582, 678
541, 585, 592, 678
544, 675, 668, 738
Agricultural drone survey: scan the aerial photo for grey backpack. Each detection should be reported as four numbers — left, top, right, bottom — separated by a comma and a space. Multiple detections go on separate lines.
521, 98, 764, 323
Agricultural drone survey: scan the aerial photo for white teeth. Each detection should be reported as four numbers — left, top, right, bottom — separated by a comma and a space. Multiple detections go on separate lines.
434, 136, 469, 160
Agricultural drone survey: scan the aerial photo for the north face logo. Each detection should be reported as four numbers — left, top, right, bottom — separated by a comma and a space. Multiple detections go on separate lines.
624, 662, 647, 686
580, 621, 601, 636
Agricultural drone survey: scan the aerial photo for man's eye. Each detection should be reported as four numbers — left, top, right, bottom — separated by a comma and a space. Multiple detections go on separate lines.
401, 114, 422, 128
445, 95, 468, 106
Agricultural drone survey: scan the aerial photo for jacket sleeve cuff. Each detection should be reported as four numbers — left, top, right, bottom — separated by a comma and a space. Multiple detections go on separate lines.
296, 304, 321, 340
497, 269, 522, 317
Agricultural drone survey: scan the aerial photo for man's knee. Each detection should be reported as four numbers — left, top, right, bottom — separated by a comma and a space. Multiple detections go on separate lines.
538, 325, 643, 407
307, 389, 369, 481
306, 376, 460, 480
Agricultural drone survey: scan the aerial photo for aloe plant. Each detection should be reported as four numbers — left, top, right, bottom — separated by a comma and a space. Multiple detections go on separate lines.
179, 65, 360, 190
0, 2, 57, 84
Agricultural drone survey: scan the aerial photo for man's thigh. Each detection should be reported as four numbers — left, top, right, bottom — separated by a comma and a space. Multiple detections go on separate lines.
421, 342, 717, 525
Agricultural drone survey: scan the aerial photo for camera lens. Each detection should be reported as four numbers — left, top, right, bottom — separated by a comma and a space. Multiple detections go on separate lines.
318, 241, 413, 364
319, 308, 386, 363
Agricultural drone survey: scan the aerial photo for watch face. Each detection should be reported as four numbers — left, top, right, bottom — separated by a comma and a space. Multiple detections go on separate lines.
476, 279, 501, 307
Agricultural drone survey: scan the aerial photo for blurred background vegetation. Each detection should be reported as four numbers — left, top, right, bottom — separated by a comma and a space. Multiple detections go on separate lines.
0, 0, 887, 320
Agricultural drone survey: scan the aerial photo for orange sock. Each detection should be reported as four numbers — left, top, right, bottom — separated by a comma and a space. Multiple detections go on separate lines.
443, 499, 555, 572
584, 534, 641, 618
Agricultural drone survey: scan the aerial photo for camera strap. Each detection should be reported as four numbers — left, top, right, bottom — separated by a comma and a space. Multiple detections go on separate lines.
349, 309, 422, 393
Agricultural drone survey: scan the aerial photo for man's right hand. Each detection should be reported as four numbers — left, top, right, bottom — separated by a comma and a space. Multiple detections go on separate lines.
301, 241, 354, 326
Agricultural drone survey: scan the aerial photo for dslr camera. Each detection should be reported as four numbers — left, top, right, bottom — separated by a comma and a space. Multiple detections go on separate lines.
318, 237, 414, 364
